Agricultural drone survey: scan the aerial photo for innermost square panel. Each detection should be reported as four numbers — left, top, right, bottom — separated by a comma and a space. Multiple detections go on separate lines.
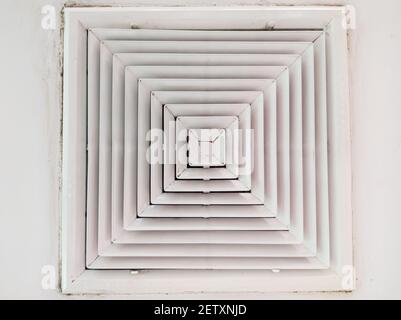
177, 115, 239, 176
188, 128, 226, 168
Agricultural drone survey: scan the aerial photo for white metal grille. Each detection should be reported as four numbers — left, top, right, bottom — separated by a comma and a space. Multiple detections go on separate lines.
62, 6, 352, 294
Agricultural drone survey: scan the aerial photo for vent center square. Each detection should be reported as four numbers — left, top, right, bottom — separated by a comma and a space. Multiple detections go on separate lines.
188, 128, 226, 168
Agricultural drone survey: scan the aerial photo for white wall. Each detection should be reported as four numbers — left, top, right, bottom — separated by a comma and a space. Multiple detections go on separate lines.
0, 0, 400, 299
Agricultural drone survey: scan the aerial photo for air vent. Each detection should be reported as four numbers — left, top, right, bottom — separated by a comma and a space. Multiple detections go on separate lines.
62, 6, 353, 294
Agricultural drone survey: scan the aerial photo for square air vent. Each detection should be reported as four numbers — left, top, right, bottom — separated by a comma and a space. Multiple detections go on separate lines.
62, 6, 353, 294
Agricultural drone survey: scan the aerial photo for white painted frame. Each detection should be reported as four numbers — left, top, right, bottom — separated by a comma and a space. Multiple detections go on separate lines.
63, 6, 352, 294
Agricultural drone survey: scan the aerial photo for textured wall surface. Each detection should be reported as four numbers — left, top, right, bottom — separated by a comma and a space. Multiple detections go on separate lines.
0, 0, 400, 299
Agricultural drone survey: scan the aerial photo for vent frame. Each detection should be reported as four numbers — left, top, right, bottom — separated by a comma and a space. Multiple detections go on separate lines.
62, 6, 352, 294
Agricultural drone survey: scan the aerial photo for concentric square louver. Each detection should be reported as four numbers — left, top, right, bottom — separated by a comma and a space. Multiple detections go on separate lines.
62, 6, 353, 294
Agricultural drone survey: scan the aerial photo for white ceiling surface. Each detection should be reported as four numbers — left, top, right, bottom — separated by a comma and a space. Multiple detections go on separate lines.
0, 0, 400, 299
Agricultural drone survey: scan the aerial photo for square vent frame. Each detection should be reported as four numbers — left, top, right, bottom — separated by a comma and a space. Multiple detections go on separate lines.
62, 5, 352, 294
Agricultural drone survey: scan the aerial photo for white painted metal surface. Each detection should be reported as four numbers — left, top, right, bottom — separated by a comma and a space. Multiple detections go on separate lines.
62, 6, 352, 294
